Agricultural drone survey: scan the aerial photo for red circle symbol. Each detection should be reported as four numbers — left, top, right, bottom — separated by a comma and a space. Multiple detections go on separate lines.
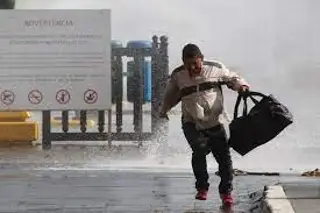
56, 89, 71, 104
0, 90, 15, 105
28, 90, 43, 105
84, 89, 98, 104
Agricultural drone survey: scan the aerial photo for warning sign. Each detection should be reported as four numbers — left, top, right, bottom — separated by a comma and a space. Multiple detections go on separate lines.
56, 89, 71, 104
84, 89, 98, 104
28, 90, 43, 105
0, 90, 15, 105
0, 10, 111, 110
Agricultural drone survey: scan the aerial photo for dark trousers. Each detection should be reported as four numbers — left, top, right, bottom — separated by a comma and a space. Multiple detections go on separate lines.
182, 122, 233, 194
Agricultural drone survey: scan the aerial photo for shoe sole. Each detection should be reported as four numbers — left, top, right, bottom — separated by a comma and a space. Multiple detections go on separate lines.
223, 202, 233, 207
195, 197, 207, 200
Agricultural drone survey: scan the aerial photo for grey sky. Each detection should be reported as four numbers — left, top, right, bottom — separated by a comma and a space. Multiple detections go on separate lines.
16, 0, 317, 73
15, 0, 319, 90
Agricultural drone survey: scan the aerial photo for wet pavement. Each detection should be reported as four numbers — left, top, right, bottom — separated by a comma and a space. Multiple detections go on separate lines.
0, 144, 285, 213
0, 168, 281, 213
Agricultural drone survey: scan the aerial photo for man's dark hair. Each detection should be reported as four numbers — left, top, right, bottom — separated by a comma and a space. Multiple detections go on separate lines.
182, 43, 203, 61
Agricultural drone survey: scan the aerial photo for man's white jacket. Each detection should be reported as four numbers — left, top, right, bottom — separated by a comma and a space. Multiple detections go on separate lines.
160, 60, 249, 130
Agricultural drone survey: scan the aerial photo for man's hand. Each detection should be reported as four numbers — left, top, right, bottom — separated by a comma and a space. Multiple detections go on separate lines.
158, 111, 169, 121
238, 85, 250, 97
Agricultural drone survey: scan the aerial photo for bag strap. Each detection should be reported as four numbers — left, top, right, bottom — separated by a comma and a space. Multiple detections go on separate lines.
248, 91, 268, 104
249, 91, 268, 98
233, 91, 268, 119
180, 81, 224, 98
233, 93, 248, 119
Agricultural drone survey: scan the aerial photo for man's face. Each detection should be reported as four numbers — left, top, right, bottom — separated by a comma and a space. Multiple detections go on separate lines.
184, 56, 203, 74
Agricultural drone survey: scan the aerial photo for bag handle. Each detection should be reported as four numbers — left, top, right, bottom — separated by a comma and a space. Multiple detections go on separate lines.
233, 91, 268, 119
248, 91, 268, 98
248, 91, 269, 105
233, 93, 248, 119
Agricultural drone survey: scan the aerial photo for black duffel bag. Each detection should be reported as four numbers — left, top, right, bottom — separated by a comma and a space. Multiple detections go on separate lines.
228, 91, 293, 156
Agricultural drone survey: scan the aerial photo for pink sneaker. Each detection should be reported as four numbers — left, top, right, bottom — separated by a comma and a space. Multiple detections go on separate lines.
195, 189, 208, 200
220, 193, 233, 207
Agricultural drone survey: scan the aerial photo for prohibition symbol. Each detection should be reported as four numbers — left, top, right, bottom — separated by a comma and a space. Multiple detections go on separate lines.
28, 90, 43, 105
0, 90, 15, 105
56, 89, 71, 104
84, 89, 98, 104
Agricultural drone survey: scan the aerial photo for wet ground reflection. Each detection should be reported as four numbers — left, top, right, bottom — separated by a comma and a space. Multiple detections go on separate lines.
0, 145, 283, 212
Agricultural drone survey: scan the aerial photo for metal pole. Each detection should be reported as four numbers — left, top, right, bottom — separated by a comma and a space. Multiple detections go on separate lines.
42, 110, 51, 150
151, 35, 159, 134
108, 109, 112, 148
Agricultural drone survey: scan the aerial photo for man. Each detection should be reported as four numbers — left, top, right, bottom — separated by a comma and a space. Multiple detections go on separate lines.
158, 44, 249, 206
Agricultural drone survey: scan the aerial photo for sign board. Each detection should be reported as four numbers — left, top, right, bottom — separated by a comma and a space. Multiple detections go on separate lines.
0, 9, 111, 110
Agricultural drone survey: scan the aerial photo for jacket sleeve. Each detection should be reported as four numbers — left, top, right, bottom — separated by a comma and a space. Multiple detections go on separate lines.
159, 73, 181, 114
219, 64, 249, 91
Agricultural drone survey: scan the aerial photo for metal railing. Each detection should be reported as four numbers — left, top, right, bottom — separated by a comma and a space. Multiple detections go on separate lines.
41, 35, 169, 149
